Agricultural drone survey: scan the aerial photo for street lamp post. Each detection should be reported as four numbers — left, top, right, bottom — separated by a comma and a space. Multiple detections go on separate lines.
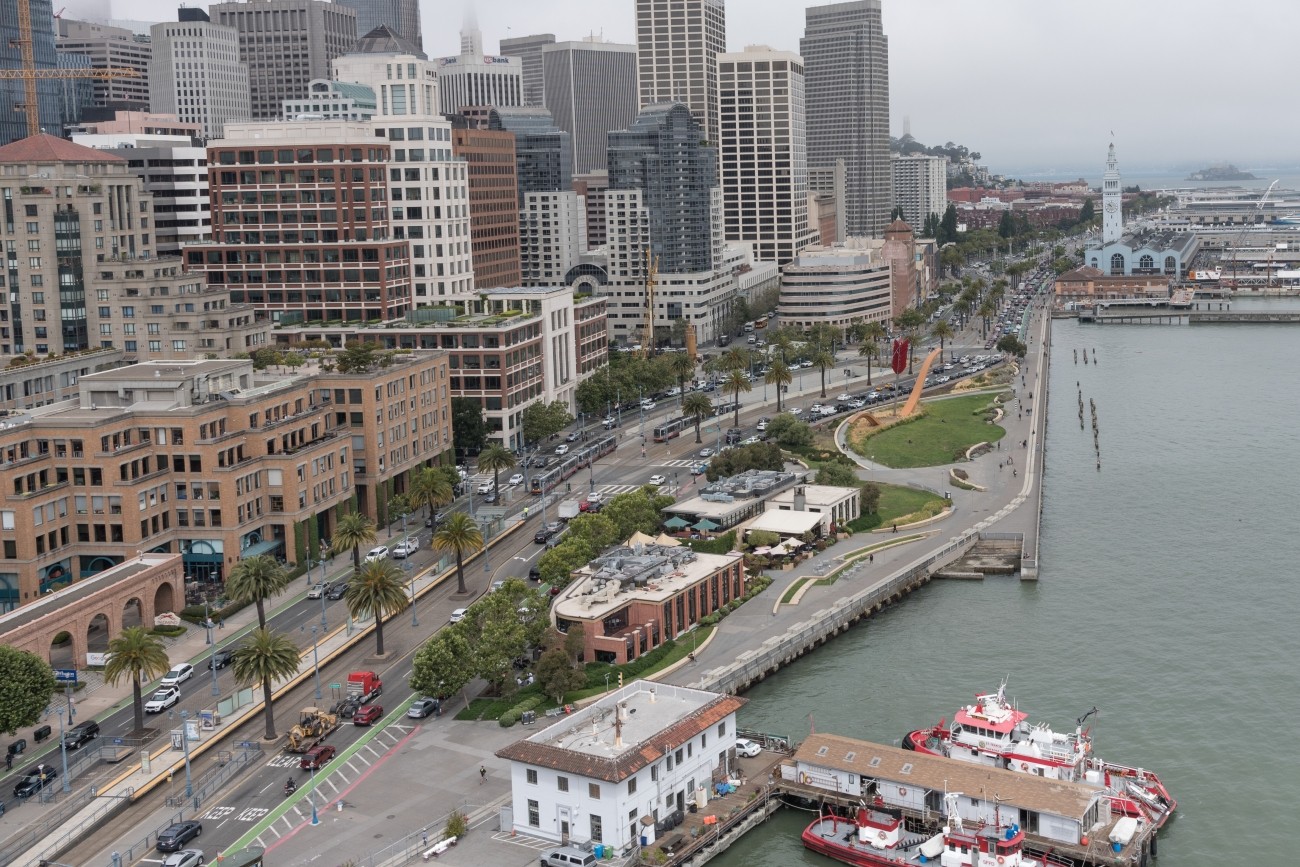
50, 704, 71, 793
209, 633, 221, 697
309, 762, 320, 825
318, 556, 328, 631
305, 625, 322, 701
203, 600, 212, 646
407, 555, 418, 627
178, 710, 193, 799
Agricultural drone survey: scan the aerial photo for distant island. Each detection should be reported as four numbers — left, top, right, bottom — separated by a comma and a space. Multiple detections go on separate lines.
1186, 164, 1259, 181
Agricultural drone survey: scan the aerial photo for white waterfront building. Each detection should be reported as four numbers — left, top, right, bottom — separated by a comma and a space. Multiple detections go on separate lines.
497, 681, 745, 854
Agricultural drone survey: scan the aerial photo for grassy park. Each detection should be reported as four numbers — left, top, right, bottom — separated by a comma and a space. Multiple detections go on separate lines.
851, 392, 1007, 468
847, 483, 948, 532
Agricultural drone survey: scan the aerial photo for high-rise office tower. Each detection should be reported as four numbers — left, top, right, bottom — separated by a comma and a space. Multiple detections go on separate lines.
635, 0, 725, 147
435, 14, 522, 116
802, 0, 890, 238
56, 18, 151, 111
499, 32, 554, 106
210, 0, 358, 121
149, 9, 250, 140
542, 37, 637, 176
333, 27, 477, 302
0, 0, 63, 145
450, 120, 521, 290
889, 153, 945, 232
718, 45, 817, 266
337, 0, 421, 50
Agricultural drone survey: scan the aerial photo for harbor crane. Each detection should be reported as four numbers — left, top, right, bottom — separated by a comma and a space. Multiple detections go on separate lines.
1224, 179, 1278, 290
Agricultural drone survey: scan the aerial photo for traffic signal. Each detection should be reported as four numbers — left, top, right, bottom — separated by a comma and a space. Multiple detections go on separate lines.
618, 673, 623, 689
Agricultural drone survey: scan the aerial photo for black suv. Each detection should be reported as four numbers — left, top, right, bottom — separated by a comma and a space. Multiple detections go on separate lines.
155, 820, 203, 852
208, 648, 234, 670
13, 764, 57, 798
62, 720, 100, 750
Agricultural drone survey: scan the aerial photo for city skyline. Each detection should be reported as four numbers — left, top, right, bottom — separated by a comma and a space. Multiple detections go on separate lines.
100, 0, 1299, 176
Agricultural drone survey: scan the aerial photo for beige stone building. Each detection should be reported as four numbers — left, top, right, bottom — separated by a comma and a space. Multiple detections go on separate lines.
0, 353, 451, 612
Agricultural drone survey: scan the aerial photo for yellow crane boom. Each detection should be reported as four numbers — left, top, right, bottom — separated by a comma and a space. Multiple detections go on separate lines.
640, 246, 658, 358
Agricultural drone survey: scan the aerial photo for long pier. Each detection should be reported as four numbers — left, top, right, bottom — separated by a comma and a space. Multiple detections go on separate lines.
1079, 309, 1300, 325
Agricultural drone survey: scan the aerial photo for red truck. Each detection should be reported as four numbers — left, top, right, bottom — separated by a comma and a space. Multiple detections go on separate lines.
346, 670, 382, 704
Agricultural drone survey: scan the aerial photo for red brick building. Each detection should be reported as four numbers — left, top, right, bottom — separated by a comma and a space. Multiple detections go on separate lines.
451, 124, 522, 290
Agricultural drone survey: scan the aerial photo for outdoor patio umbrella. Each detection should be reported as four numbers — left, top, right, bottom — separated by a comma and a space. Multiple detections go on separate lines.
693, 518, 720, 531
663, 516, 690, 529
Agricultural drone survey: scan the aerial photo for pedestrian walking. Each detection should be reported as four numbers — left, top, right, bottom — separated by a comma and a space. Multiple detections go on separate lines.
891, 523, 898, 534
5, 752, 12, 771
422, 831, 429, 849
869, 553, 874, 564
479, 765, 487, 784
1013, 468, 1018, 478
218, 617, 224, 629
641, 448, 647, 458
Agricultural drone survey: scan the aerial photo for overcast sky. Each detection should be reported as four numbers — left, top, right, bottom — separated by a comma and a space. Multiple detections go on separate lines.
96, 0, 1297, 178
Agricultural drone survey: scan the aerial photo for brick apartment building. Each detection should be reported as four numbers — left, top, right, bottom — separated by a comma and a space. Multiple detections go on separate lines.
450, 123, 522, 290
0, 353, 451, 612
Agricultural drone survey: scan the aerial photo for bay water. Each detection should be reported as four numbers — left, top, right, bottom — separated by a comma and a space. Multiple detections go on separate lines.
711, 310, 1300, 866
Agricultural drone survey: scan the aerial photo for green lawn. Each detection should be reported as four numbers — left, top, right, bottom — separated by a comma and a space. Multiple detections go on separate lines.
848, 484, 947, 532
853, 393, 1006, 468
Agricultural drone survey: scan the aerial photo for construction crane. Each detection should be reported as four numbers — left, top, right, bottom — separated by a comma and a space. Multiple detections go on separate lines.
3, 0, 141, 138
1224, 179, 1278, 290
639, 246, 658, 358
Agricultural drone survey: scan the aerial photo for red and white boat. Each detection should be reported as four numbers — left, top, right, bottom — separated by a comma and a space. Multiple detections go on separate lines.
902, 683, 1176, 828
801, 794, 1063, 867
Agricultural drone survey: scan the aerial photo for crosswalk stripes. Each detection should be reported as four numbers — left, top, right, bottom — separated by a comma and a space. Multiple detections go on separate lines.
596, 484, 640, 496
657, 459, 701, 468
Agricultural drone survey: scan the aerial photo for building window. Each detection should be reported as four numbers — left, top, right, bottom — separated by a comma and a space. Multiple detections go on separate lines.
557, 776, 569, 792
590, 815, 603, 843
718, 722, 726, 737
527, 799, 539, 827
588, 782, 600, 799
627, 776, 637, 795
526, 768, 537, 784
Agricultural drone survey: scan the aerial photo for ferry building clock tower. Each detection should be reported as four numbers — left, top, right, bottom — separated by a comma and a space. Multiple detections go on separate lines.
1102, 142, 1122, 244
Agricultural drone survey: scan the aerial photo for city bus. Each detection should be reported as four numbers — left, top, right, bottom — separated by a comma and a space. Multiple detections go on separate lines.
754, 316, 769, 329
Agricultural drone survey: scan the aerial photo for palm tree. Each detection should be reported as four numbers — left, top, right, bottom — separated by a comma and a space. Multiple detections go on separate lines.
720, 346, 750, 372
476, 444, 516, 498
682, 392, 713, 443
345, 560, 409, 657
666, 352, 696, 405
723, 369, 751, 428
232, 627, 302, 740
225, 554, 289, 631
767, 327, 795, 364
977, 299, 997, 340
859, 321, 887, 386
409, 466, 453, 522
104, 627, 170, 733
765, 359, 792, 413
432, 512, 484, 595
951, 297, 972, 331
810, 348, 836, 398
333, 512, 377, 576
931, 320, 955, 359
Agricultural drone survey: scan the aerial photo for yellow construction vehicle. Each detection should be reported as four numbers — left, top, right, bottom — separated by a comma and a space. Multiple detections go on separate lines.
285, 707, 339, 752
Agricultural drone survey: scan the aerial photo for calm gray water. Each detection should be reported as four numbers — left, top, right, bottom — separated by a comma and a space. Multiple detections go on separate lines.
713, 313, 1300, 866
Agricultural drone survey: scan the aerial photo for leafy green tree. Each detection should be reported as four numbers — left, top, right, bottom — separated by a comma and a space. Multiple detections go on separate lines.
232, 627, 302, 740
410, 628, 474, 702
951, 297, 972, 330
225, 554, 289, 631
1079, 198, 1095, 223
461, 581, 548, 695
565, 513, 620, 552
682, 392, 713, 443
0, 647, 58, 735
922, 212, 942, 240
334, 341, 383, 374
940, 244, 964, 277
890, 204, 905, 221
104, 627, 170, 733
451, 397, 489, 456
816, 460, 860, 487
409, 466, 454, 522
603, 487, 675, 539
977, 299, 997, 340
345, 560, 409, 657
521, 400, 574, 445
940, 204, 959, 244
536, 648, 587, 704
537, 537, 596, 586
723, 369, 751, 428
704, 442, 785, 481
996, 335, 1028, 358
861, 482, 882, 514
764, 359, 792, 413
562, 622, 586, 662
765, 414, 813, 449
333, 512, 378, 576
431, 512, 484, 595
997, 210, 1017, 239
477, 444, 517, 496
931, 320, 954, 358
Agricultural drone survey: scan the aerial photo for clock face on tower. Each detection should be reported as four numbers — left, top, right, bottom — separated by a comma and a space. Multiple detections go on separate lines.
1105, 202, 1118, 214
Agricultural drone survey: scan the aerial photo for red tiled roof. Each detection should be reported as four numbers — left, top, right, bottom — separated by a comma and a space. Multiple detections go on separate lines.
496, 694, 746, 782
0, 134, 126, 164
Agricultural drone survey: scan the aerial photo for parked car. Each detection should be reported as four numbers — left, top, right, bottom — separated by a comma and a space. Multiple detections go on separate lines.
13, 764, 57, 798
528, 566, 542, 581
160, 663, 194, 687
508, 473, 525, 486
640, 400, 657, 411
391, 539, 420, 559
353, 704, 383, 726
161, 849, 205, 867
554, 444, 570, 456
208, 649, 234, 671
299, 744, 337, 771
155, 821, 203, 852
364, 545, 389, 563
534, 527, 557, 544
326, 582, 349, 600
145, 686, 181, 714
407, 697, 440, 719
490, 579, 507, 593
62, 720, 100, 750
735, 738, 762, 758
565, 431, 581, 442
541, 845, 598, 867
449, 608, 468, 623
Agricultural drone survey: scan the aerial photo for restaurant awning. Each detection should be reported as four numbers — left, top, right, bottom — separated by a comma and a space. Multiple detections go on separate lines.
240, 538, 285, 559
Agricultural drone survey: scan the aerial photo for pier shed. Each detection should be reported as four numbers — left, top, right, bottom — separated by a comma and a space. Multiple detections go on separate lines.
786, 734, 1106, 848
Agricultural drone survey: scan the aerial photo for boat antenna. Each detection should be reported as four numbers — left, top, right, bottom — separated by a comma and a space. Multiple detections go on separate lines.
1076, 706, 1098, 728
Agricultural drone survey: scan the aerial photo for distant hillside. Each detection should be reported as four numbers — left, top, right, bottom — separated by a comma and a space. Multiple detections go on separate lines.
890, 134, 981, 164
